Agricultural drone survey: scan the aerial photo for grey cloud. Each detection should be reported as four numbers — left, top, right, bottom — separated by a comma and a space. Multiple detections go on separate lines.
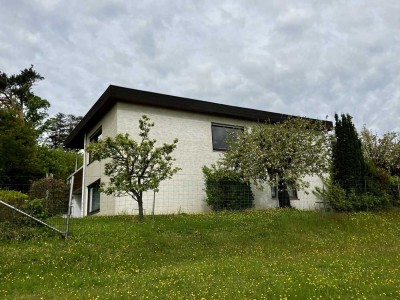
0, 0, 399, 134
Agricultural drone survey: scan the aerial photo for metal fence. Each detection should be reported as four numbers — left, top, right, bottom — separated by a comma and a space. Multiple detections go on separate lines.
0, 176, 72, 241
2, 174, 400, 241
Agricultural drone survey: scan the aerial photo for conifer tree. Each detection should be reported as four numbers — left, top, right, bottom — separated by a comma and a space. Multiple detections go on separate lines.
332, 113, 365, 193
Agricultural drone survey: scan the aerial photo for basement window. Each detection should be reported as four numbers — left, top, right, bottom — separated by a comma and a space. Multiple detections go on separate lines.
211, 123, 243, 151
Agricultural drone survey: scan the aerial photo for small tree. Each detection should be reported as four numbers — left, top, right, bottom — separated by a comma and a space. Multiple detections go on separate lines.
86, 115, 180, 217
221, 118, 330, 207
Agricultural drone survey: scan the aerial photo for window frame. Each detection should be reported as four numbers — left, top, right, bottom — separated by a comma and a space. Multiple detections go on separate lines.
88, 126, 102, 164
87, 179, 101, 214
211, 123, 244, 152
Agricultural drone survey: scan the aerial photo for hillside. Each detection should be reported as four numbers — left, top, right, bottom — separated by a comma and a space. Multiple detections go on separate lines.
1, 209, 399, 299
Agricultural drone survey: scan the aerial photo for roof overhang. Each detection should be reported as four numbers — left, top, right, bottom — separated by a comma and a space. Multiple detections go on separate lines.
65, 85, 333, 149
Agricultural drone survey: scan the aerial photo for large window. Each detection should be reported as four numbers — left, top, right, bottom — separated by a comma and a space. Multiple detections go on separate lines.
211, 123, 243, 151
88, 180, 100, 214
88, 127, 102, 163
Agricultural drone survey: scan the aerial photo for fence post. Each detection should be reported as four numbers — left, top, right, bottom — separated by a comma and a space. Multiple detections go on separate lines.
65, 175, 75, 239
152, 190, 156, 215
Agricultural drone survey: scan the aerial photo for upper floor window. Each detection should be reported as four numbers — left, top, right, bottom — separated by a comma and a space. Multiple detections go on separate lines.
211, 123, 243, 151
90, 127, 102, 143
88, 127, 102, 164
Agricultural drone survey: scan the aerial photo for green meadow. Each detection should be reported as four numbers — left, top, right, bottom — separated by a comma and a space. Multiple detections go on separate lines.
1, 209, 399, 299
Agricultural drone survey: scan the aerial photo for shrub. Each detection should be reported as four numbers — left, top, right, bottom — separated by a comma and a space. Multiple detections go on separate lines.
29, 178, 69, 216
203, 165, 254, 211
0, 190, 28, 223
0, 190, 47, 225
314, 178, 391, 212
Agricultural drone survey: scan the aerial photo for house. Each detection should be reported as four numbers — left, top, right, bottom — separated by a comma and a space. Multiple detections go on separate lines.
65, 85, 332, 217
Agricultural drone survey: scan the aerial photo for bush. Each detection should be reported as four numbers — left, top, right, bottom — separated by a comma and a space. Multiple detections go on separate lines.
29, 178, 69, 216
203, 165, 254, 211
314, 178, 391, 212
0, 190, 28, 223
0, 190, 47, 225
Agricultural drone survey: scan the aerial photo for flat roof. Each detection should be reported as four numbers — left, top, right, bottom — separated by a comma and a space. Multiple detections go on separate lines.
65, 85, 332, 149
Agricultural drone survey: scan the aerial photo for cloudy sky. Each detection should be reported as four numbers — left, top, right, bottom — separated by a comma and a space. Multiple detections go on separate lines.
1, 0, 399, 133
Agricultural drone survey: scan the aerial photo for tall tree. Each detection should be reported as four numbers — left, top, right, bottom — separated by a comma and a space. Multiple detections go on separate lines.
332, 114, 365, 192
86, 115, 180, 217
44, 113, 83, 148
221, 118, 331, 207
0, 109, 42, 190
0, 65, 50, 131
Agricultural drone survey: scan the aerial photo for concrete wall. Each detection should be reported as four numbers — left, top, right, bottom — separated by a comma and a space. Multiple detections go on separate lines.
82, 101, 324, 216
83, 104, 118, 216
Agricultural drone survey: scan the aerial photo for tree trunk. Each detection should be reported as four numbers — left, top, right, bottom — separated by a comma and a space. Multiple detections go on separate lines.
138, 192, 144, 218
278, 180, 291, 208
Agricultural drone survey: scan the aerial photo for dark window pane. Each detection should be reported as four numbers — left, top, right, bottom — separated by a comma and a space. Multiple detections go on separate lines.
88, 180, 100, 213
91, 187, 100, 212
88, 127, 102, 163
211, 124, 242, 151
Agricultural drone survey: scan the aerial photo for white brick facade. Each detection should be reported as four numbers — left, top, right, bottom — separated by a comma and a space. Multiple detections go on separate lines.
78, 101, 324, 216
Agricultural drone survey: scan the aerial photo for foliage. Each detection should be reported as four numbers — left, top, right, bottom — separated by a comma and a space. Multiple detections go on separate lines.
332, 114, 365, 193
0, 109, 43, 190
29, 178, 69, 216
0, 65, 50, 131
0, 190, 47, 225
1, 210, 400, 298
314, 178, 391, 212
0, 190, 28, 208
43, 112, 82, 148
86, 115, 180, 217
37, 145, 82, 180
203, 165, 254, 211
361, 126, 400, 176
221, 117, 330, 207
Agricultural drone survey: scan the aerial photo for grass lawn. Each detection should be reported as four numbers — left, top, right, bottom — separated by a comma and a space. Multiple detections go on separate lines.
1, 209, 400, 299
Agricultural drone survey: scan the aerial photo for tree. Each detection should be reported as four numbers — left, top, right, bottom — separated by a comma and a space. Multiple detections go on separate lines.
0, 65, 50, 131
332, 114, 365, 193
360, 127, 400, 176
36, 146, 83, 180
0, 109, 42, 190
86, 115, 180, 217
221, 118, 330, 207
43, 113, 83, 148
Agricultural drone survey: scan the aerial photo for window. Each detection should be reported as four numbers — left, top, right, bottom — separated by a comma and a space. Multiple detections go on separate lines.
88, 127, 102, 163
271, 184, 298, 200
211, 123, 243, 151
88, 180, 100, 214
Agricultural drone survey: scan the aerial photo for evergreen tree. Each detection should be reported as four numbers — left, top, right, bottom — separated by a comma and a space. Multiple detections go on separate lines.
44, 113, 82, 148
332, 113, 365, 193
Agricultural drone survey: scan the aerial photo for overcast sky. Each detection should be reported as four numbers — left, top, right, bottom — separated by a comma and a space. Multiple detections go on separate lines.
1, 0, 399, 134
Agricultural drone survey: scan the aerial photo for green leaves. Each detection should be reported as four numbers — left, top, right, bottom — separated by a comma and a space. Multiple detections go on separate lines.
361, 127, 400, 176
86, 115, 180, 216
221, 118, 331, 191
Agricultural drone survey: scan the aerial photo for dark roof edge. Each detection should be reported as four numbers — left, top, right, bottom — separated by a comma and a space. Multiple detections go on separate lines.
65, 85, 333, 149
